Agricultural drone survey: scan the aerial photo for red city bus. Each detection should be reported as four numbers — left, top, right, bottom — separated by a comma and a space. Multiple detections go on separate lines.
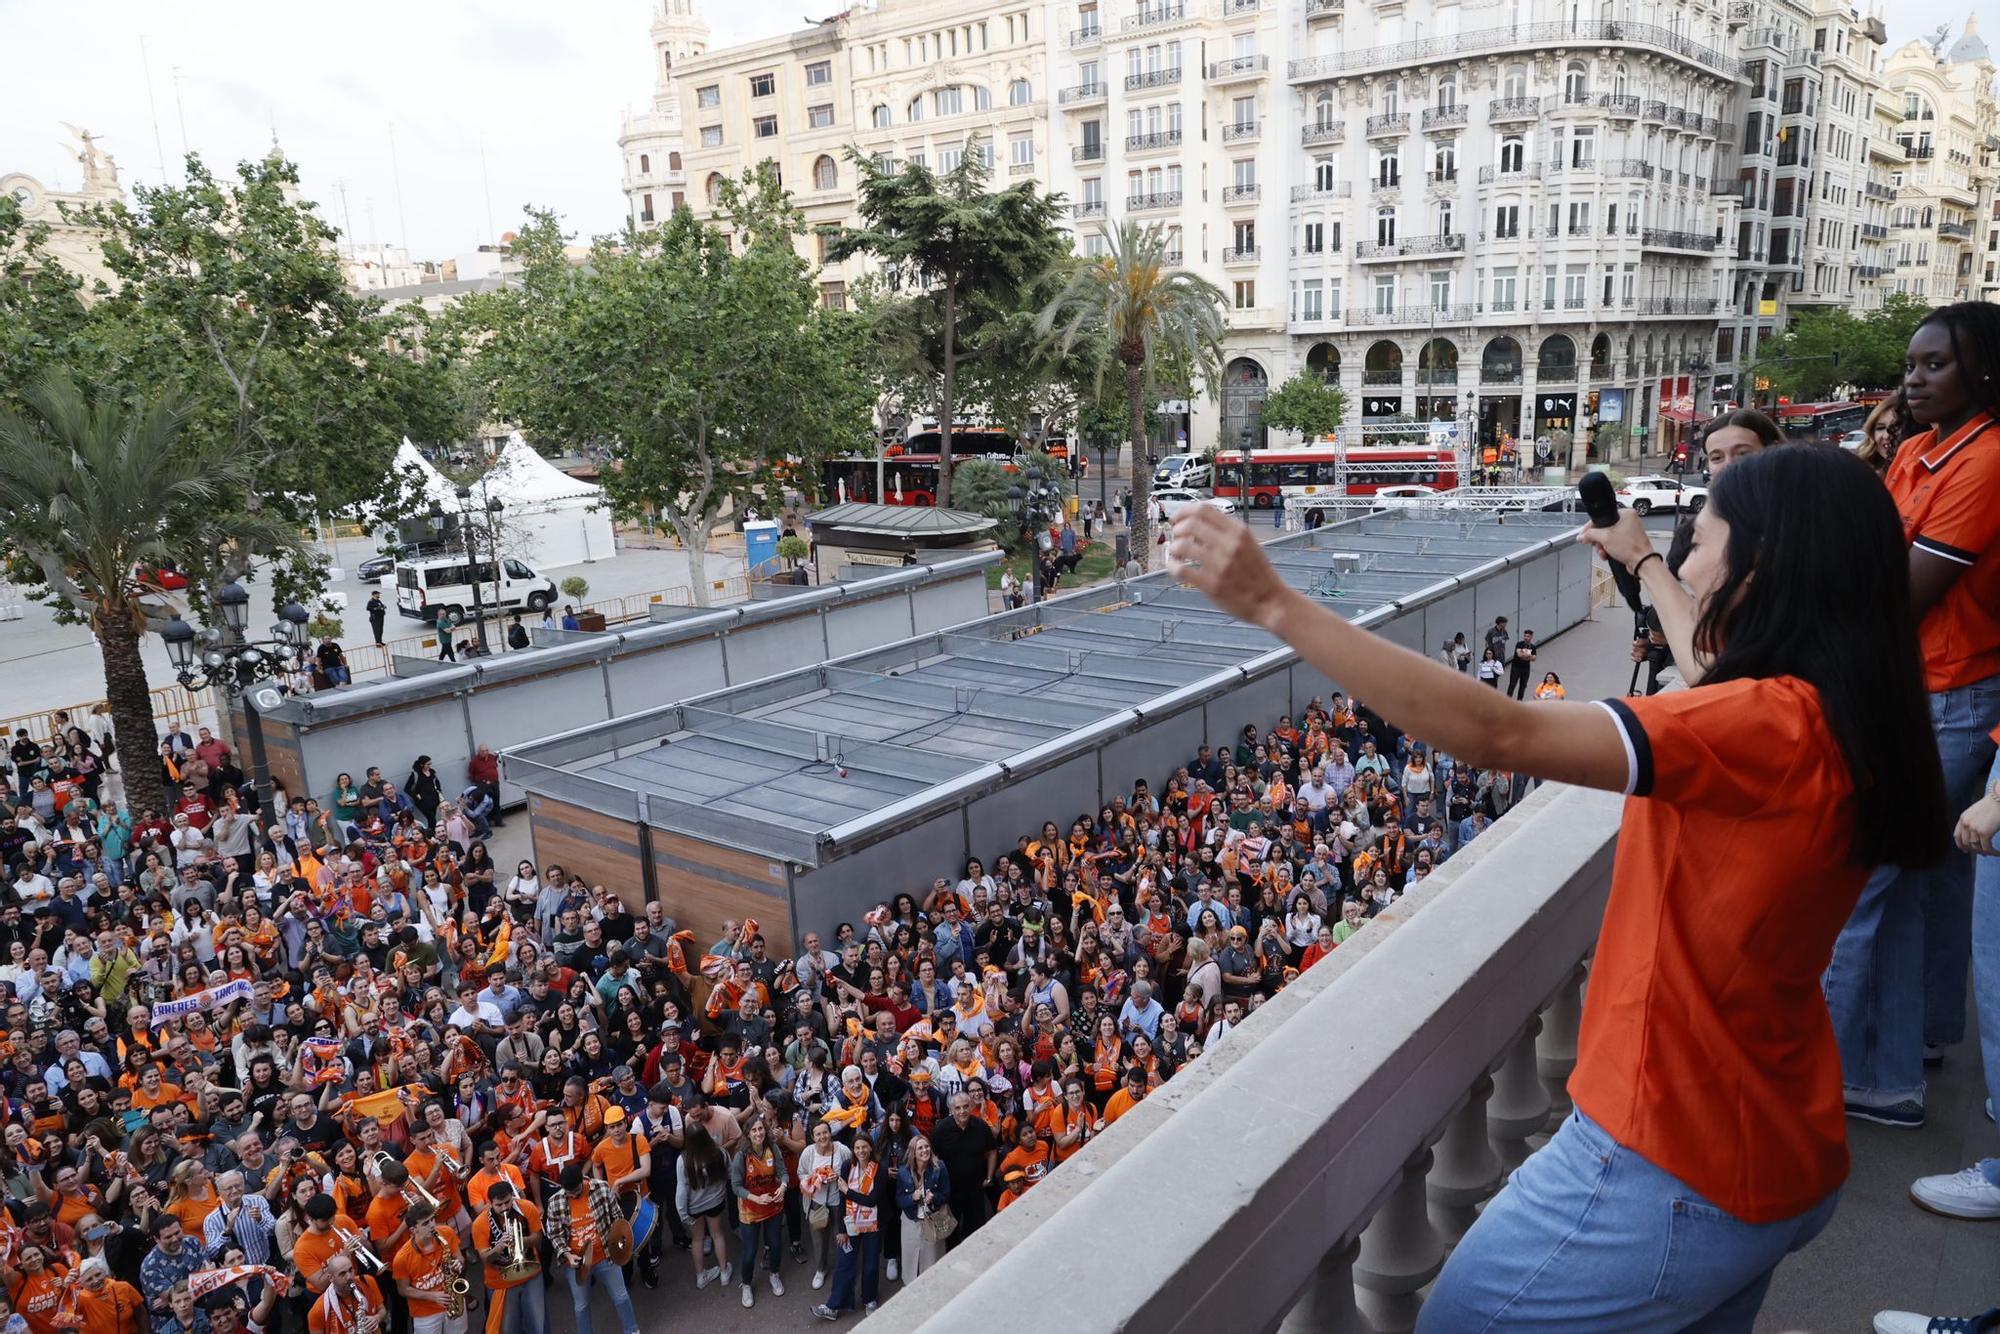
1773, 401, 1867, 442
1211, 444, 1461, 507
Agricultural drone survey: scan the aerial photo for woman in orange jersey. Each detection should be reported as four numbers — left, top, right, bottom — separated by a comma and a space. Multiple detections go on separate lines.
1034, 1078, 1097, 1164
1169, 447, 1946, 1330
2, 1244, 71, 1334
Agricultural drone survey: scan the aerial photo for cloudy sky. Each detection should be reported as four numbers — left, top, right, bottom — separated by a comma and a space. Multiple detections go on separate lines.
2, 0, 1979, 261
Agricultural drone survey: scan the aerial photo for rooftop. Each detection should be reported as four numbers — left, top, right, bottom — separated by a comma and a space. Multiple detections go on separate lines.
804, 501, 998, 538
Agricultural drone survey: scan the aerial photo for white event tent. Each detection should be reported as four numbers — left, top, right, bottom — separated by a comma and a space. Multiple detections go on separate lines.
474, 434, 612, 570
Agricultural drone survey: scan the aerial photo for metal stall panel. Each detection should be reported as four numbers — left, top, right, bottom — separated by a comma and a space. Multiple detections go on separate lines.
1474, 565, 1523, 647
1289, 659, 1343, 718
298, 697, 475, 809
528, 793, 647, 913
1420, 586, 1480, 663
465, 663, 620, 805
913, 572, 986, 636
1556, 541, 1597, 629
1515, 549, 1563, 645
650, 828, 797, 957
721, 616, 817, 686
966, 751, 1099, 865
1100, 702, 1210, 799
604, 639, 731, 718
791, 819, 953, 946
1210, 668, 1291, 745
826, 596, 919, 659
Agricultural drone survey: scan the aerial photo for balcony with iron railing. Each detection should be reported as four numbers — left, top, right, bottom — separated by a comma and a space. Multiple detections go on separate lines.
1426, 168, 1459, 186
1126, 191, 1183, 211
1222, 183, 1262, 204
1728, 0, 1755, 21
1223, 0, 1261, 13
1866, 180, 1897, 199
1222, 120, 1261, 142
1126, 130, 1182, 153
1072, 142, 1105, 162
1357, 232, 1467, 260
1221, 246, 1261, 264
1304, 0, 1343, 18
1423, 104, 1470, 131
1476, 163, 1542, 183
1123, 2, 1192, 33
1488, 97, 1541, 124
1068, 23, 1102, 46
1125, 66, 1183, 91
1289, 20, 1741, 83
1603, 157, 1653, 178
1059, 82, 1108, 106
1073, 200, 1107, 219
1366, 113, 1412, 138
1291, 182, 1354, 201
1535, 360, 1579, 382
1641, 228, 1720, 252
1302, 123, 1346, 146
1209, 55, 1270, 82
1637, 295, 1720, 314
1601, 93, 1641, 117
1939, 221, 1974, 239
1860, 222, 1888, 239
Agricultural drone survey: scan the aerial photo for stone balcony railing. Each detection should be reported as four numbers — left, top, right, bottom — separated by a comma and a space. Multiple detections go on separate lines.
867, 781, 1620, 1334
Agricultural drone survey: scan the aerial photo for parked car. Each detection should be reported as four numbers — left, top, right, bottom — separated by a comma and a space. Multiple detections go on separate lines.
1151, 487, 1237, 520
356, 553, 397, 582
1613, 474, 1707, 515
1369, 484, 1464, 512
135, 564, 189, 590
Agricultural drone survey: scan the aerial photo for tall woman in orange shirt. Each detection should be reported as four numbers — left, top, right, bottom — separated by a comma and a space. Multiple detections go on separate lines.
1170, 445, 1946, 1331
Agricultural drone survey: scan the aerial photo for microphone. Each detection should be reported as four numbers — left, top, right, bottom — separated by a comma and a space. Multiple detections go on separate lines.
1576, 472, 1645, 613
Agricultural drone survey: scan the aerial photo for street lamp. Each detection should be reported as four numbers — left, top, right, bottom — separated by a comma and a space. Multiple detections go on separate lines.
452, 483, 506, 654
162, 582, 311, 832
1463, 389, 1480, 482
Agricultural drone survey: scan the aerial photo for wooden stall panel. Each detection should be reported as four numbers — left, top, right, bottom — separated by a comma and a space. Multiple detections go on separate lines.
528, 795, 647, 915
650, 830, 795, 958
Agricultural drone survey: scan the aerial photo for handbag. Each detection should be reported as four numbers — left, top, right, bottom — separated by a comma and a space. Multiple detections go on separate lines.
808, 1203, 831, 1230
920, 1203, 956, 1246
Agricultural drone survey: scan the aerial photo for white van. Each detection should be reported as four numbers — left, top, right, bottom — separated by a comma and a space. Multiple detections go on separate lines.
1154, 452, 1201, 487
394, 555, 559, 622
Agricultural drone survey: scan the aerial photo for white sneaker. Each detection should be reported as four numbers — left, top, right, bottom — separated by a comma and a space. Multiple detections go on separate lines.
886, 1258, 900, 1282
769, 1272, 785, 1296
1910, 1162, 2000, 1220
695, 1266, 718, 1289
865, 1302, 878, 1313
1873, 1310, 2000, 1334
812, 1270, 826, 1290
719, 1263, 733, 1286
811, 1304, 840, 1321
741, 1283, 755, 1308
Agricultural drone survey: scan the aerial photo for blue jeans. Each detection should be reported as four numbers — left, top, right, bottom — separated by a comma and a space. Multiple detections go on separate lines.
1978, 751, 2000, 1128
735, 1214, 783, 1286
1421, 1111, 1837, 1333
495, 1275, 547, 1334
563, 1260, 637, 1334
829, 1229, 881, 1312
1824, 674, 2000, 1098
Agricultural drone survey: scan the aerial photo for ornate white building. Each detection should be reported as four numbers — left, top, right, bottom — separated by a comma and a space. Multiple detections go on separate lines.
2, 126, 128, 291
1882, 18, 1998, 304
618, 0, 710, 231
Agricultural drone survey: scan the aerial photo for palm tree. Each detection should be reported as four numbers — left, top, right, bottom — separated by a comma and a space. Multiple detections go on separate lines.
0, 374, 295, 816
1037, 221, 1225, 567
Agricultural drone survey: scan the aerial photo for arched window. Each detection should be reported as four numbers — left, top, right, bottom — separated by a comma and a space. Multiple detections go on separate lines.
639, 154, 651, 173
1563, 62, 1589, 104
907, 95, 925, 122
669, 151, 682, 171
1436, 72, 1457, 109
872, 104, 892, 128
1503, 65, 1527, 99
974, 85, 992, 110
1315, 92, 1337, 130
1314, 158, 1336, 189
1307, 343, 1340, 383
1613, 63, 1629, 96
705, 173, 724, 207
1382, 80, 1401, 115
1009, 78, 1032, 105
813, 155, 837, 191
1499, 136, 1524, 172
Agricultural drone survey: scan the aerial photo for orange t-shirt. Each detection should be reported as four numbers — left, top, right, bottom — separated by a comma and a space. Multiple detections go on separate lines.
471, 1199, 544, 1290
294, 1215, 364, 1288
306, 1277, 385, 1334
11, 1266, 68, 1334
364, 1191, 410, 1261
996, 1142, 1054, 1203
130, 1081, 185, 1113
389, 1226, 460, 1318
1886, 412, 2000, 690
167, 1183, 220, 1236
1034, 1101, 1093, 1162
76, 1279, 145, 1334
468, 1165, 526, 1210
1102, 1087, 1143, 1124
590, 1133, 650, 1197
564, 1194, 604, 1268
50, 1188, 100, 1231
1585, 679, 1863, 1222
404, 1147, 465, 1221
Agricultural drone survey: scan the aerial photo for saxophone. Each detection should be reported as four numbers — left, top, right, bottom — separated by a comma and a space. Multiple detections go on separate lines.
441, 1247, 470, 1320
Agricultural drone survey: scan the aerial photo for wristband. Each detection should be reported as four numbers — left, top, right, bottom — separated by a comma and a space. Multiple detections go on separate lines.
1633, 551, 1664, 577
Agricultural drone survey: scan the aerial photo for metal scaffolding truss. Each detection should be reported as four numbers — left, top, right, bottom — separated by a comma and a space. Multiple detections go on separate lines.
510, 512, 1586, 865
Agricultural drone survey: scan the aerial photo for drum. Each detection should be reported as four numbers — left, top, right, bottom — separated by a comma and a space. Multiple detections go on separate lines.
606, 1195, 657, 1265
631, 1196, 658, 1253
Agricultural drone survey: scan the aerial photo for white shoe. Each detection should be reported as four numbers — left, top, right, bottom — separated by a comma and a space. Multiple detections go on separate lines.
741, 1283, 754, 1308
865, 1302, 878, 1314
719, 1263, 733, 1286
885, 1259, 899, 1282
811, 1305, 840, 1321
695, 1266, 718, 1289
1910, 1162, 2000, 1220
769, 1273, 785, 1297
811, 1270, 826, 1290
1873, 1310, 2000, 1334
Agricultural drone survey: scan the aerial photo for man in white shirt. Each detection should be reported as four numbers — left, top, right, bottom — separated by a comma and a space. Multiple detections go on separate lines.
1204, 998, 1247, 1051
446, 981, 505, 1039
1298, 766, 1335, 813
11, 864, 53, 903
169, 814, 208, 868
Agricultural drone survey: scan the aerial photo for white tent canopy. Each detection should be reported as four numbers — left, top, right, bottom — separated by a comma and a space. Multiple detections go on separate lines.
476, 433, 612, 570
392, 437, 463, 509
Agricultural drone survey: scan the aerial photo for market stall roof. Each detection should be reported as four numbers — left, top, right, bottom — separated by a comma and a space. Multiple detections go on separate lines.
805, 502, 997, 539
476, 434, 603, 507
382, 438, 462, 510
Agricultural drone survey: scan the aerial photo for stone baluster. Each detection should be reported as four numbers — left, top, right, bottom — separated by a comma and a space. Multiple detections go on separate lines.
1352, 1148, 1446, 1333
1426, 1073, 1502, 1246
1279, 1233, 1368, 1334
1537, 959, 1588, 1124
1486, 1015, 1551, 1174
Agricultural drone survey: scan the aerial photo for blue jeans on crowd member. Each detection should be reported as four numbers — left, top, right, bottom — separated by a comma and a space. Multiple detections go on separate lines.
735, 1215, 784, 1287
495, 1273, 547, 1334
563, 1260, 638, 1334
828, 1229, 881, 1312
1419, 1111, 1837, 1333
1823, 675, 2000, 1099
1977, 751, 2000, 1125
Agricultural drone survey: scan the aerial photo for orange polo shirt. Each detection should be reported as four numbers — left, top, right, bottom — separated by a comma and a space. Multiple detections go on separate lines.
1586, 678, 1862, 1222
294, 1215, 363, 1289
472, 1199, 544, 1290
389, 1226, 460, 1318
590, 1133, 650, 1198
1886, 412, 2000, 690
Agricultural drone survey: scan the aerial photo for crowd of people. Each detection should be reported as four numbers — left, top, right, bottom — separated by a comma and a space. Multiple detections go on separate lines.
0, 635, 1543, 1332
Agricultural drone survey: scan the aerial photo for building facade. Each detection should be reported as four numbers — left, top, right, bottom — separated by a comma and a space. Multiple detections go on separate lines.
2, 127, 127, 292
624, 1, 1991, 456
619, 0, 710, 232
1882, 19, 1998, 305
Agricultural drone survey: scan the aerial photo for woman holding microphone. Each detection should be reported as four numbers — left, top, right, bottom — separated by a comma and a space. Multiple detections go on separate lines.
1168, 444, 1945, 1330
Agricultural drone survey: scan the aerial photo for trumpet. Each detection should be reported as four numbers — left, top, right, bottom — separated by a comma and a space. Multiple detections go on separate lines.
403, 1179, 441, 1212
334, 1224, 386, 1274
496, 1211, 541, 1283
434, 1143, 465, 1179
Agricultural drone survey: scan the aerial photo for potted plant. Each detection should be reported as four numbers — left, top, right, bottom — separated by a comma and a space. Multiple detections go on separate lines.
559, 575, 590, 602
775, 534, 811, 585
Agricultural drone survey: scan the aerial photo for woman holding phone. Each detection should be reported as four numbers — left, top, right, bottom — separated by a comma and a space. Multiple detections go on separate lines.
1168, 444, 1945, 1330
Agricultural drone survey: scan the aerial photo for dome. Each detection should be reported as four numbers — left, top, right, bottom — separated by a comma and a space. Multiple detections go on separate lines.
1948, 13, 1990, 63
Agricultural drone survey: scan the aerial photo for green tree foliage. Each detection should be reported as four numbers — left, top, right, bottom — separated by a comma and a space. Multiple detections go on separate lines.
951, 450, 1072, 559
463, 170, 872, 604
0, 198, 94, 419
65, 153, 459, 613
1753, 292, 1930, 401
1038, 221, 1225, 567
1259, 372, 1350, 441
830, 145, 1073, 504
0, 376, 299, 814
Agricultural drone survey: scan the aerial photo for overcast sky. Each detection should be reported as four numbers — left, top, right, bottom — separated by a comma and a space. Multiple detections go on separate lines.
2, 0, 1979, 261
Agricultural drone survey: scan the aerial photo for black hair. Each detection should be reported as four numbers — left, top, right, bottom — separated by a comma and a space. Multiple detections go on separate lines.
1694, 446, 1946, 868
1695, 407, 1785, 453
1913, 301, 2000, 422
